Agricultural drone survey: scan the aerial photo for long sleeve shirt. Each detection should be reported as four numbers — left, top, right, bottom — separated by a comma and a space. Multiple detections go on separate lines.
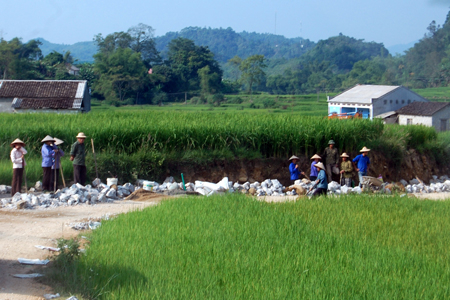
322, 147, 339, 165
310, 161, 318, 177
316, 169, 328, 189
41, 144, 55, 167
52, 148, 65, 169
11, 147, 27, 169
341, 160, 353, 178
289, 162, 301, 180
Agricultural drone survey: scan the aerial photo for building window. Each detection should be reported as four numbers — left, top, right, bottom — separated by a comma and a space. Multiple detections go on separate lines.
407, 118, 412, 125
396, 100, 399, 104
402, 100, 405, 104
384, 100, 387, 105
407, 99, 411, 104
390, 100, 393, 104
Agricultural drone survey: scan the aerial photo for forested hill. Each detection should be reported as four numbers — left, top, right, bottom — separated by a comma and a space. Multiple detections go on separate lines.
36, 38, 97, 63
35, 27, 316, 63
154, 27, 315, 62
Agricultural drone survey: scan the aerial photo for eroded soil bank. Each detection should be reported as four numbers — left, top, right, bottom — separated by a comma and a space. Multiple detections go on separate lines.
165, 149, 449, 186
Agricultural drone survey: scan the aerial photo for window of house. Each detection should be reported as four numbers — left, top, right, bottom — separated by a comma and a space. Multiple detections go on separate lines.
396, 100, 399, 104
384, 100, 387, 105
407, 118, 412, 125
402, 100, 405, 104
390, 100, 393, 104
408, 99, 411, 104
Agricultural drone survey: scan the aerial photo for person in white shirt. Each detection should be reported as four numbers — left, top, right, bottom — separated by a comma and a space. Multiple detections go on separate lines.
10, 138, 27, 196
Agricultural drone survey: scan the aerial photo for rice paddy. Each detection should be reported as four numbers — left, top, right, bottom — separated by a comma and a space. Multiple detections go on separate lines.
50, 193, 450, 299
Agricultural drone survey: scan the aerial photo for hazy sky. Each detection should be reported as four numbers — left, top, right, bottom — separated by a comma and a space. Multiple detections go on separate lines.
0, 0, 448, 47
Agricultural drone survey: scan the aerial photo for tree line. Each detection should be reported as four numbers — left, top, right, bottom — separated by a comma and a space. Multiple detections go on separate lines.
1, 10, 450, 105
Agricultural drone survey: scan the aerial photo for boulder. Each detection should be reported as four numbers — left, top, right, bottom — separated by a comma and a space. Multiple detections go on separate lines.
35, 181, 43, 191
248, 187, 257, 195
106, 189, 117, 198
16, 200, 27, 209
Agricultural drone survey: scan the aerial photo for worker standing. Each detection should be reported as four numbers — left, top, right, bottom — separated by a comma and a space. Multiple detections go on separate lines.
352, 147, 371, 186
10, 139, 27, 196
70, 132, 87, 185
289, 155, 305, 184
51, 137, 65, 191
339, 153, 353, 187
322, 140, 339, 183
41, 135, 56, 191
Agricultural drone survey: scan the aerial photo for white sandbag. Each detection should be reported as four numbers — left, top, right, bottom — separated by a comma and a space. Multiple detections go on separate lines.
217, 177, 230, 190
353, 186, 362, 194
13, 273, 44, 278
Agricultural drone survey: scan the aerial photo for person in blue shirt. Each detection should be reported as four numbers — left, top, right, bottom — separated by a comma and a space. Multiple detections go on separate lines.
352, 146, 371, 186
309, 154, 321, 181
289, 155, 305, 184
41, 135, 56, 191
309, 162, 328, 197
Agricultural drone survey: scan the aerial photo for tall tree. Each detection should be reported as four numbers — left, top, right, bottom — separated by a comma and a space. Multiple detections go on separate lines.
239, 54, 266, 96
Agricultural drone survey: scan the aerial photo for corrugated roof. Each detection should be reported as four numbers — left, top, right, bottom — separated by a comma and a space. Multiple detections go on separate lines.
328, 85, 400, 104
374, 111, 397, 119
396, 101, 450, 116
0, 80, 85, 99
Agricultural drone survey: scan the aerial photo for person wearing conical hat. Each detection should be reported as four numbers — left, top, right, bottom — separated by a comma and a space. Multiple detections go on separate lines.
70, 132, 87, 185
340, 153, 352, 187
309, 162, 328, 197
309, 154, 321, 181
10, 139, 27, 196
50, 138, 65, 191
352, 147, 371, 187
322, 139, 339, 183
289, 155, 305, 184
41, 135, 56, 191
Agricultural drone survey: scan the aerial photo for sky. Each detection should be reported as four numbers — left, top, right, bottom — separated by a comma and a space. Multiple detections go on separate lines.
0, 0, 449, 47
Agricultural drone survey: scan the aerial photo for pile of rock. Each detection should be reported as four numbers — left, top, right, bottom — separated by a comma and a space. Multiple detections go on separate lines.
1, 179, 138, 209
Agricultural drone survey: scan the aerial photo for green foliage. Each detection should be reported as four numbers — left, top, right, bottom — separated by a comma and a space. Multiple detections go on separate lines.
53, 194, 450, 299
239, 54, 267, 94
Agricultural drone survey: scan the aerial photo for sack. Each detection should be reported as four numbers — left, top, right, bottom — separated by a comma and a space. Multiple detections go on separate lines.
332, 166, 340, 175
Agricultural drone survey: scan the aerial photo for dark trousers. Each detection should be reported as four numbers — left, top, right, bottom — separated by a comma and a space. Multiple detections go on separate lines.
310, 176, 317, 181
73, 164, 86, 186
42, 167, 52, 191
312, 187, 327, 197
11, 168, 23, 196
50, 168, 59, 191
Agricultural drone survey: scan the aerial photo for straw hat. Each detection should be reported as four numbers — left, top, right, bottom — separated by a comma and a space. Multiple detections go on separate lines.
41, 135, 55, 143
315, 162, 325, 170
310, 154, 321, 160
10, 138, 25, 147
360, 146, 371, 152
54, 137, 64, 146
328, 140, 335, 145
289, 155, 299, 161
76, 132, 87, 139
340, 152, 349, 158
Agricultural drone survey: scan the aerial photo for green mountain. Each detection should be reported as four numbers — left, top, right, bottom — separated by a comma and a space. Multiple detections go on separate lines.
36, 38, 97, 63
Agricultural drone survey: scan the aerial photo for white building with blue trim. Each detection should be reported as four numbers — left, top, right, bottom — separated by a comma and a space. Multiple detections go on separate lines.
327, 84, 428, 119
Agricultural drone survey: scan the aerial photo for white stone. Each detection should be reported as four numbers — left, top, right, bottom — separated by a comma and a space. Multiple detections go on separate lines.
106, 189, 117, 198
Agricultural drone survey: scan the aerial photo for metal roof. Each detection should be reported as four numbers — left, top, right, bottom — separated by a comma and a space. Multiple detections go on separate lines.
396, 101, 450, 116
374, 111, 397, 119
328, 85, 400, 104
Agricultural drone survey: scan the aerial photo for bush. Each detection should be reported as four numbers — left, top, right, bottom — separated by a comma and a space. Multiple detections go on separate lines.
227, 97, 244, 104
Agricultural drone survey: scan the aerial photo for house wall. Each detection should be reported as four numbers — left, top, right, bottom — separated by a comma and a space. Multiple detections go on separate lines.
398, 115, 433, 126
372, 88, 428, 117
83, 86, 91, 112
328, 104, 371, 119
0, 98, 14, 113
14, 109, 80, 114
431, 106, 450, 132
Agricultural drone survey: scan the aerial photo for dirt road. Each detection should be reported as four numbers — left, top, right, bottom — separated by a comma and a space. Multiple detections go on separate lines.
0, 198, 165, 300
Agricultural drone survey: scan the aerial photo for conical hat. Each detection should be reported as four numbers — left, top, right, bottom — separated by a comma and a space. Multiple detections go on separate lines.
310, 154, 321, 160
41, 135, 55, 143
315, 162, 325, 170
328, 140, 335, 145
289, 155, 299, 161
10, 138, 25, 147
76, 132, 87, 138
360, 146, 371, 152
340, 152, 349, 158
54, 137, 64, 146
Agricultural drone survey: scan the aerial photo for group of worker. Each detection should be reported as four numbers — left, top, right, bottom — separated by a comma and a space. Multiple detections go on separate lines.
9, 132, 87, 196
289, 140, 371, 196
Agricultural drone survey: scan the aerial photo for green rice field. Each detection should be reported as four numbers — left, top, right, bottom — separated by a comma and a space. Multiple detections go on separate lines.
49, 193, 450, 299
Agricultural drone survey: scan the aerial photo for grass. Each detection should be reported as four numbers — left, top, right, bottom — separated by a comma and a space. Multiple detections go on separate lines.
0, 111, 383, 184
47, 193, 450, 299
